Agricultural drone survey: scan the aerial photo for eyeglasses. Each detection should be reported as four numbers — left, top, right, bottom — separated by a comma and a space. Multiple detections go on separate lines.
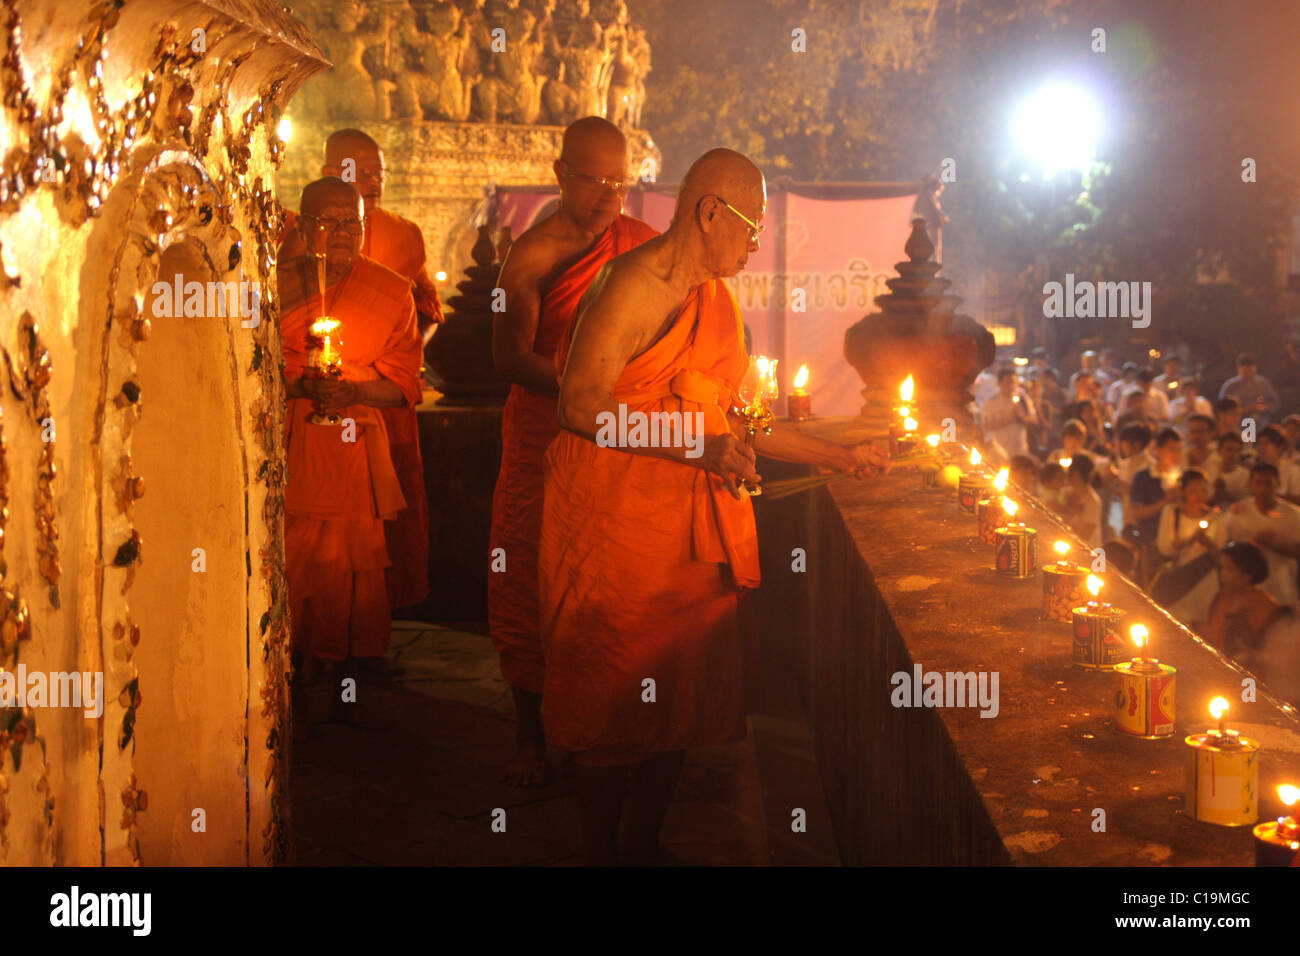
708, 195, 765, 243
303, 215, 364, 236
561, 163, 632, 194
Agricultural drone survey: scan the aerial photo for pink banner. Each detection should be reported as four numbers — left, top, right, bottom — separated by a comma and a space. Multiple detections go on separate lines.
496, 185, 918, 416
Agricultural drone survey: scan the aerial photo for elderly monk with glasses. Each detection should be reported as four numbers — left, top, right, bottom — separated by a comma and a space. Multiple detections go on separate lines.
538, 148, 889, 864
278, 177, 422, 737
489, 116, 658, 787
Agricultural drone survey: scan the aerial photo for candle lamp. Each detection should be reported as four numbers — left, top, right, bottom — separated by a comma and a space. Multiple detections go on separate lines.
922, 434, 943, 486
958, 448, 992, 515
1112, 624, 1176, 738
788, 365, 812, 421
306, 314, 344, 425
1185, 697, 1260, 827
1071, 574, 1126, 669
993, 503, 1037, 578
976, 470, 1012, 543
1041, 540, 1089, 621
736, 355, 778, 496
1253, 785, 1300, 866
889, 376, 916, 456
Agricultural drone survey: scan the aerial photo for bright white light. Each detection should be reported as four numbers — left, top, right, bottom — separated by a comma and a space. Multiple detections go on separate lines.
1012, 83, 1100, 177
277, 117, 292, 143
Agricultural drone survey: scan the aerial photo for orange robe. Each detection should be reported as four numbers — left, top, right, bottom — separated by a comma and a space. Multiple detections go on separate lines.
488, 215, 658, 693
280, 255, 423, 660
537, 278, 761, 764
281, 206, 439, 609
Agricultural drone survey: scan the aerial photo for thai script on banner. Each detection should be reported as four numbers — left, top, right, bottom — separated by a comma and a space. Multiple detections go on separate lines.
722, 260, 894, 312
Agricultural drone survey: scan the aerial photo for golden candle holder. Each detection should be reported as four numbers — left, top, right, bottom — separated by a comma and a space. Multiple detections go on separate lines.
737, 355, 779, 496
306, 314, 344, 426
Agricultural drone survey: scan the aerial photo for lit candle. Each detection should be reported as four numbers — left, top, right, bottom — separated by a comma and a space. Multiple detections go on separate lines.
1071, 574, 1126, 669
1059, 457, 1072, 469
788, 364, 812, 420
976, 470, 1012, 543
1113, 623, 1177, 738
889, 376, 917, 456
1186, 697, 1261, 827
1041, 539, 1088, 621
957, 449, 993, 514
1253, 785, 1300, 866
993, 500, 1037, 578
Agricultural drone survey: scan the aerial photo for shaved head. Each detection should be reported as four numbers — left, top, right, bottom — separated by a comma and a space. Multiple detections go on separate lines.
553, 116, 629, 235
323, 128, 385, 213
673, 148, 764, 227
559, 116, 626, 164
324, 128, 381, 165
300, 176, 361, 217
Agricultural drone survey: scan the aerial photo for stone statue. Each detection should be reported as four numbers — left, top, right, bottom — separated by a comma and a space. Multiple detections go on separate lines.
550, 0, 608, 118
478, 0, 544, 124
301, 0, 392, 121
541, 61, 581, 126
398, 1, 473, 121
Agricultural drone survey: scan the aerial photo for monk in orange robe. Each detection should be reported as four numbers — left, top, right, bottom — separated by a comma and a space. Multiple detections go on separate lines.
490, 117, 657, 787
281, 130, 438, 619
539, 148, 889, 864
279, 177, 422, 733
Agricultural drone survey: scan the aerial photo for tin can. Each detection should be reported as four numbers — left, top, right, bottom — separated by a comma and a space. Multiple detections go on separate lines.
958, 473, 992, 515
994, 524, 1036, 577
889, 425, 917, 458
1185, 732, 1260, 827
1042, 563, 1088, 622
1071, 603, 1127, 669
1252, 817, 1300, 866
1113, 660, 1176, 737
977, 496, 1008, 544
787, 392, 812, 421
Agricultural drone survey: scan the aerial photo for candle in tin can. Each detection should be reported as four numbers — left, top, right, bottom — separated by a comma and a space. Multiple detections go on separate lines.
922, 434, 943, 486
976, 470, 1012, 542
1042, 540, 1089, 621
1112, 625, 1176, 738
958, 449, 992, 514
1071, 574, 1127, 669
994, 516, 1036, 578
788, 365, 812, 420
1185, 698, 1260, 827
1252, 785, 1300, 866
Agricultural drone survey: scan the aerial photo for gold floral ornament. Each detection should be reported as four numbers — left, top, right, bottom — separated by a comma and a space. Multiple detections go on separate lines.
0, 591, 30, 658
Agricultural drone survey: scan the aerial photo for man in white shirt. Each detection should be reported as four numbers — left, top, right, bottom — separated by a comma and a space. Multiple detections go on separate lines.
972, 365, 1001, 408
1256, 426, 1300, 503
979, 368, 1035, 459
1107, 362, 1139, 410
1133, 368, 1171, 423
1181, 413, 1220, 486
1226, 463, 1300, 609
1169, 378, 1214, 427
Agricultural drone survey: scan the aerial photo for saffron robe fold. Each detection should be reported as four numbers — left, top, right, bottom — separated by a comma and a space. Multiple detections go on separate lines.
488, 214, 659, 692
280, 206, 438, 608
280, 255, 422, 660
537, 278, 761, 762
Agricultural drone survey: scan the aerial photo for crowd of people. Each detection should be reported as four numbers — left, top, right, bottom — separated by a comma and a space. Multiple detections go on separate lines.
974, 346, 1300, 704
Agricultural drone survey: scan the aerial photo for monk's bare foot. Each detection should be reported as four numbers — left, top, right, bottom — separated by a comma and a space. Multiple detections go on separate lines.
501, 746, 551, 788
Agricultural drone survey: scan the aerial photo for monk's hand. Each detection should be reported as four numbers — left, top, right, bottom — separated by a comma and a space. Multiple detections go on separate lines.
701, 433, 760, 500
298, 377, 333, 402
841, 440, 890, 478
315, 380, 360, 414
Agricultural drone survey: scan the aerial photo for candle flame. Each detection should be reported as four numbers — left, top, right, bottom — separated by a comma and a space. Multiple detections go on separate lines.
900, 376, 914, 402
994, 468, 1009, 491
904, 417, 918, 432
1086, 574, 1103, 597
1130, 624, 1149, 650
1199, 520, 1208, 530
1059, 457, 1073, 469
310, 316, 340, 336
1279, 785, 1300, 807
1002, 498, 1018, 517
899, 406, 911, 418
794, 365, 809, 390
757, 356, 770, 377
969, 448, 982, 467
926, 434, 940, 448
1209, 697, 1229, 720
1013, 357, 1028, 367
1054, 540, 1070, 556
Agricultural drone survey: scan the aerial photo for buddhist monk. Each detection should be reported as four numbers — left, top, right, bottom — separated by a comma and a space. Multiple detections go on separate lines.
279, 177, 422, 734
490, 117, 657, 787
538, 148, 889, 864
281, 131, 438, 626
